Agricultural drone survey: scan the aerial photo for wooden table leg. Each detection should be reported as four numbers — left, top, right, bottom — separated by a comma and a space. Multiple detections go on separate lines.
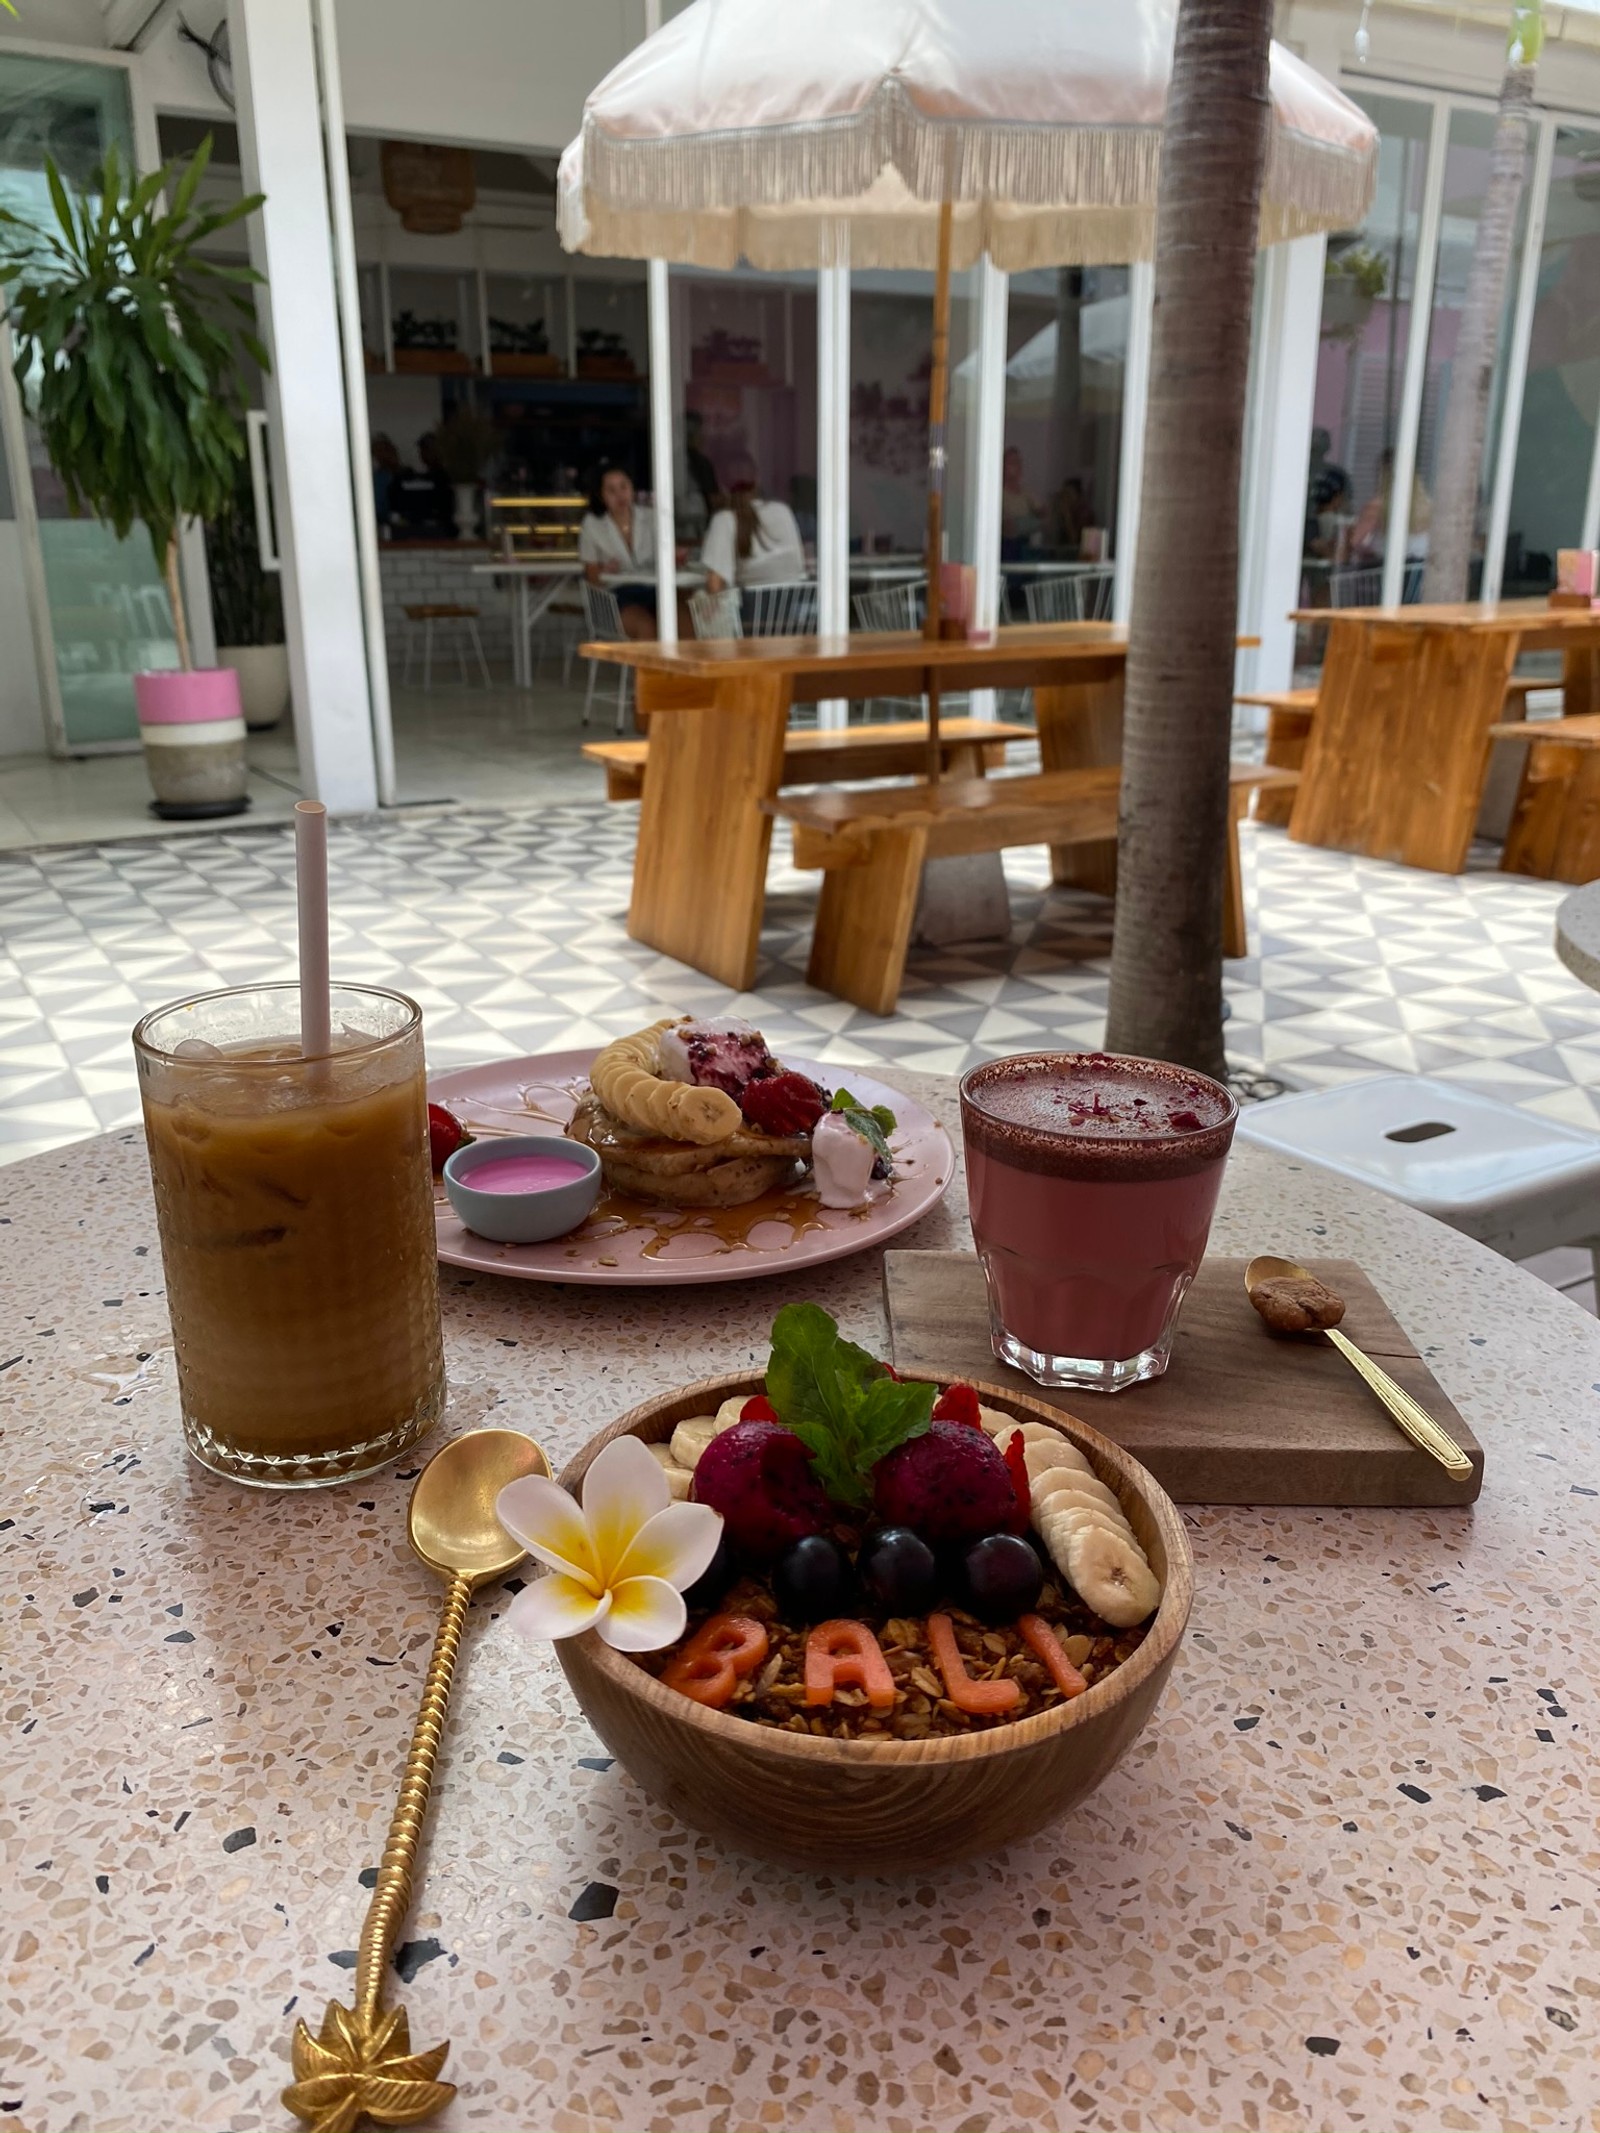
1034, 666, 1123, 896
1223, 784, 1249, 958
1563, 640, 1598, 722
809, 826, 930, 1016
1291, 621, 1517, 873
626, 667, 790, 990
1502, 740, 1600, 881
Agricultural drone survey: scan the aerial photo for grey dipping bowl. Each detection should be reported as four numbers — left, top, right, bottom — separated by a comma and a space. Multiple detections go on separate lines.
443, 1133, 602, 1244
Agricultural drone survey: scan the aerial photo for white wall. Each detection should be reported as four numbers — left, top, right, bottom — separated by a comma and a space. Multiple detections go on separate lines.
141, 0, 646, 151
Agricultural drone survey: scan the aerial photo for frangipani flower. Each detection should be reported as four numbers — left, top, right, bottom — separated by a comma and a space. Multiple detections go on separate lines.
497, 1434, 722, 1653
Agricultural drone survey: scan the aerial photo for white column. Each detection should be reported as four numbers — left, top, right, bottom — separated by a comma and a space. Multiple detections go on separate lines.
1113, 259, 1154, 625
816, 239, 851, 729
647, 258, 677, 645
1482, 114, 1555, 608
642, 0, 677, 647
1384, 98, 1450, 609
968, 255, 1009, 717
314, 0, 397, 806
228, 0, 378, 815
1239, 234, 1327, 696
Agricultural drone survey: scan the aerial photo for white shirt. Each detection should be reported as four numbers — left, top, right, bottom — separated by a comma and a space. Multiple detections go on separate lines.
578, 505, 657, 575
701, 500, 807, 589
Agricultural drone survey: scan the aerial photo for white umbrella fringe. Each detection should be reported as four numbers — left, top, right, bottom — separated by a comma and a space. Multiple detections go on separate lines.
560, 78, 1376, 270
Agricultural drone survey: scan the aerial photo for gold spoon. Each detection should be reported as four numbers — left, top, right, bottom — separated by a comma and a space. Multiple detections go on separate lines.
283, 1428, 550, 2133
1245, 1255, 1473, 1479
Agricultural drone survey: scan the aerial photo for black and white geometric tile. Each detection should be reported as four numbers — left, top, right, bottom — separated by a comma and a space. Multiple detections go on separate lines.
2, 798, 1598, 1173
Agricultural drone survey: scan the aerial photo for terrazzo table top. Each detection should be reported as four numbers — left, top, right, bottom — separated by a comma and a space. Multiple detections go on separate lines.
5, 1075, 1600, 2133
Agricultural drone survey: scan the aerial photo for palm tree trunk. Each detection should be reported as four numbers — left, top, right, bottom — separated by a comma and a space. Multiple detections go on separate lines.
1104, 0, 1273, 1079
1419, 58, 1535, 605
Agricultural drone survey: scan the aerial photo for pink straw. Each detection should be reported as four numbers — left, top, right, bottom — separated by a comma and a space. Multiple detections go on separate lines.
294, 800, 332, 1056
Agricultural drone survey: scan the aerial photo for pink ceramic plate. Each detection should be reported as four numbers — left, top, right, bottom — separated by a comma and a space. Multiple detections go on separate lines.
428, 1047, 953, 1286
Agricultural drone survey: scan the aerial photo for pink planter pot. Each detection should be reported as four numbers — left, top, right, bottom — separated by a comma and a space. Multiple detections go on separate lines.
134, 668, 251, 821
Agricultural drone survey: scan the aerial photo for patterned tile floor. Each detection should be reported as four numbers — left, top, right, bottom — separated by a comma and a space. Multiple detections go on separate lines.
2, 798, 1597, 1309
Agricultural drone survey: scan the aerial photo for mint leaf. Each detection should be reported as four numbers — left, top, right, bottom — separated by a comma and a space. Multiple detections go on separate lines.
764, 1303, 930, 1509
854, 1375, 935, 1465
767, 1301, 877, 1438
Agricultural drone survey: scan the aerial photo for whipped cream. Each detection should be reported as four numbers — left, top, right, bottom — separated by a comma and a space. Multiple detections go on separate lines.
658, 1018, 771, 1097
812, 1111, 888, 1209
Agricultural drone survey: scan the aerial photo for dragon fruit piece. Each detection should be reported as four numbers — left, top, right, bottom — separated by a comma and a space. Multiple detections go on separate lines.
690, 1420, 831, 1559
872, 1420, 1024, 1545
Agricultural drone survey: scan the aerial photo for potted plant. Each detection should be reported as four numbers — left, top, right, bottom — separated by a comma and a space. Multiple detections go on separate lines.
208, 458, 288, 730
1320, 243, 1388, 345
0, 137, 267, 818
432, 405, 498, 538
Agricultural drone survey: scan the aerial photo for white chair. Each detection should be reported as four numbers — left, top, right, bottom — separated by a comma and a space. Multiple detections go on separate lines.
1024, 567, 1114, 623
580, 582, 634, 733
401, 603, 492, 690
1329, 562, 1423, 608
689, 586, 742, 639
745, 579, 818, 636
1237, 1075, 1600, 1282
853, 581, 923, 632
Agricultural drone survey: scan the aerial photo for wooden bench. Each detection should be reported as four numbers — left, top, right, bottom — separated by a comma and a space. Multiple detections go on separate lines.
1235, 689, 1317, 827
583, 718, 1034, 802
1489, 713, 1600, 882
770, 761, 1299, 1015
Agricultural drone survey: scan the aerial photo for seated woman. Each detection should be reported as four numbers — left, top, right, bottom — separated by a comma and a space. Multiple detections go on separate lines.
578, 463, 659, 640
700, 457, 808, 605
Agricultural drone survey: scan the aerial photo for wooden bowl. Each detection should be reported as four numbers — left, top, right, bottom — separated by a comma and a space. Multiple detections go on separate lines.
556, 1372, 1193, 1872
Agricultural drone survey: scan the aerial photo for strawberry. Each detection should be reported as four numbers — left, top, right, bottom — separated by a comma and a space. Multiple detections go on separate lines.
428, 1102, 471, 1172
739, 1070, 827, 1139
932, 1382, 984, 1429
741, 1394, 779, 1423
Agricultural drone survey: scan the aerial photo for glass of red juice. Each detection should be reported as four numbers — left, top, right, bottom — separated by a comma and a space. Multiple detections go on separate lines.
960, 1051, 1237, 1392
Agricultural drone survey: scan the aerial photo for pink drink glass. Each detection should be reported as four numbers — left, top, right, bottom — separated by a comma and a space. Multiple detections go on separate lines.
960, 1051, 1237, 1393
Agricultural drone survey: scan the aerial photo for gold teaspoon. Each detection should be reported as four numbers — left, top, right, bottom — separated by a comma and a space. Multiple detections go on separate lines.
1245, 1255, 1473, 1479
283, 1428, 550, 2133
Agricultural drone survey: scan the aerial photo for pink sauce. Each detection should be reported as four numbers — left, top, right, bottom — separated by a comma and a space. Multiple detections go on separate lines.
960, 1053, 1236, 1362
466, 1154, 591, 1196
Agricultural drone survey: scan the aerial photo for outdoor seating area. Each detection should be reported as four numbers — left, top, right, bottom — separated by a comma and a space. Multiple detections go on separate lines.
7, 2, 1600, 2131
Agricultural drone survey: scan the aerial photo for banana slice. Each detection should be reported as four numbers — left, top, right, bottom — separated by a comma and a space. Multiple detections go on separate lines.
590, 1020, 742, 1145
980, 1414, 1061, 1445
646, 1440, 696, 1499
1021, 1437, 1093, 1482
669, 1415, 722, 1469
714, 1393, 754, 1431
1063, 1522, 1162, 1628
1037, 1493, 1136, 1548
1033, 1467, 1126, 1520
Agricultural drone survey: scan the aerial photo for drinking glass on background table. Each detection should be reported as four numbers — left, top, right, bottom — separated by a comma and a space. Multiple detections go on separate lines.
960, 1051, 1237, 1393
134, 984, 446, 1487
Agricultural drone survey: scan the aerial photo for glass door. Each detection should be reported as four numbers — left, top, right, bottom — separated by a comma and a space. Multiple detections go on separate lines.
1498, 126, 1600, 595
0, 53, 178, 752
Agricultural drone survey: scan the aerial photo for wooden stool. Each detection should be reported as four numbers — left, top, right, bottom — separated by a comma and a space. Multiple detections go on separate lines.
1235, 688, 1316, 826
401, 603, 492, 690
1492, 713, 1600, 881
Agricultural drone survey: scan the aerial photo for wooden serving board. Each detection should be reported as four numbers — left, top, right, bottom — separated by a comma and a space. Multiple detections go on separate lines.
884, 1252, 1483, 1507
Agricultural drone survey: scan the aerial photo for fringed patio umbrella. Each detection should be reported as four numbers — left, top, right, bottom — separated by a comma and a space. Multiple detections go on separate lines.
559, 0, 1376, 778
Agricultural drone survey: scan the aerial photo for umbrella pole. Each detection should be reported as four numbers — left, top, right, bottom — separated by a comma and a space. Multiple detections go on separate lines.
923, 196, 954, 788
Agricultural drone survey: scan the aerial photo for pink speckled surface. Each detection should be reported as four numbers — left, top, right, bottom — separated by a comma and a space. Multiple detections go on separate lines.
4, 1076, 1599, 2132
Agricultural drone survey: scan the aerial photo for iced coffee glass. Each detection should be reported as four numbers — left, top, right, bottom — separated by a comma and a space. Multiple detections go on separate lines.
960, 1051, 1237, 1393
134, 984, 446, 1487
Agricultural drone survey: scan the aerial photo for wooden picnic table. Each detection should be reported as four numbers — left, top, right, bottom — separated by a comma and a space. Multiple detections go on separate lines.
1288, 597, 1600, 874
585, 625, 1132, 991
